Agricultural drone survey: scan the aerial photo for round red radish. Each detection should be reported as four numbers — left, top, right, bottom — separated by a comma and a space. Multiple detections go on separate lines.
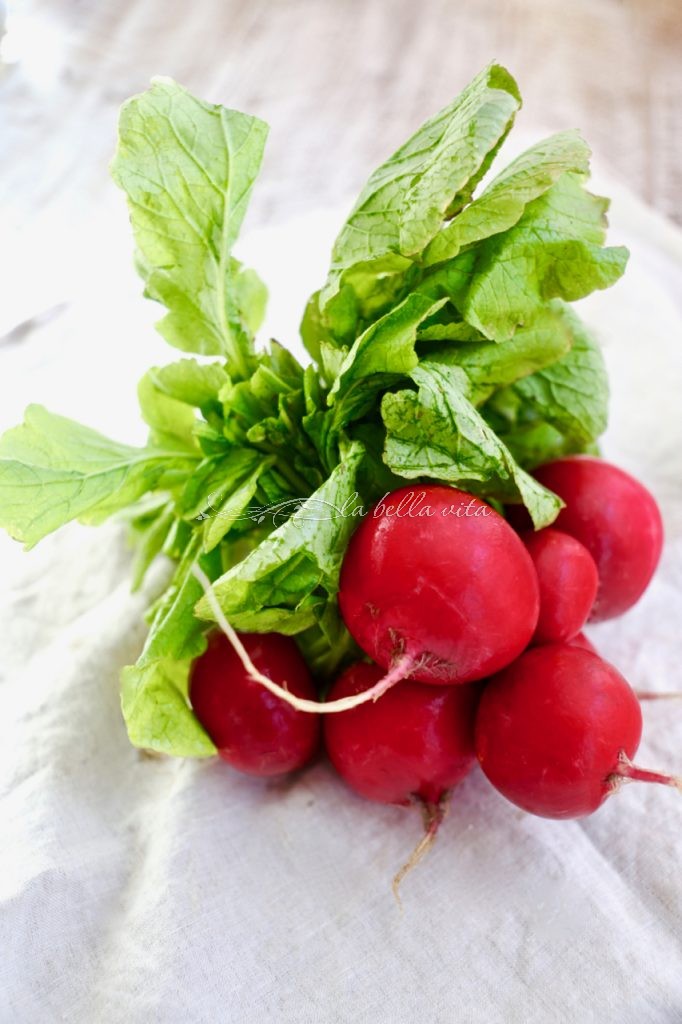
338, 485, 540, 685
475, 645, 643, 819
189, 632, 320, 776
522, 528, 598, 644
324, 661, 479, 805
533, 457, 663, 622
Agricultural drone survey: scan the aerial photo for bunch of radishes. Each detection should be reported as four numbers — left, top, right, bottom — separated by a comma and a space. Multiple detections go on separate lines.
190, 453, 681, 849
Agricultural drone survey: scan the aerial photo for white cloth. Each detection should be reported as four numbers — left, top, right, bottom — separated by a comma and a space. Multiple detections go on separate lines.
2, 180, 682, 1024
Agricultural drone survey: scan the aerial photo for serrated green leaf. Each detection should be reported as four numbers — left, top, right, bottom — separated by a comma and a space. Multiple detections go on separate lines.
121, 658, 216, 758
111, 77, 268, 373
459, 174, 629, 340
422, 130, 591, 266
381, 363, 561, 528
322, 64, 521, 304
0, 405, 194, 547
309, 64, 521, 346
426, 304, 572, 404
513, 303, 609, 444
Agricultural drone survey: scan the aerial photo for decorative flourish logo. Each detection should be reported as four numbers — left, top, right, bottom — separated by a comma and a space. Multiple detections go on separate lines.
195, 489, 493, 526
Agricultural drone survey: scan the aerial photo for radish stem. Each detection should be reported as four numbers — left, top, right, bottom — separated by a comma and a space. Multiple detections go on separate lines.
192, 564, 414, 714
611, 751, 682, 791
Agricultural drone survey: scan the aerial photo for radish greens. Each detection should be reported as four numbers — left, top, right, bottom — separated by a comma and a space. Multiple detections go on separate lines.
0, 65, 627, 757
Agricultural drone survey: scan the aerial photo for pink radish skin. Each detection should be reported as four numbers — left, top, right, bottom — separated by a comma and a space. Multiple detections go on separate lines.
339, 485, 540, 685
533, 457, 663, 622
475, 645, 681, 819
189, 632, 320, 777
324, 661, 480, 806
522, 528, 598, 644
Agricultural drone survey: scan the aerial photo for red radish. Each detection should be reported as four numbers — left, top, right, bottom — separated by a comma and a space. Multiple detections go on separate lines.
533, 457, 663, 622
569, 631, 597, 655
324, 661, 479, 806
475, 644, 681, 819
189, 631, 320, 776
325, 660, 480, 897
522, 528, 598, 644
338, 485, 540, 685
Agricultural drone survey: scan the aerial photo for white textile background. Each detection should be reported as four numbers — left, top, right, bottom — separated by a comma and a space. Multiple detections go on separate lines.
1, 177, 682, 1023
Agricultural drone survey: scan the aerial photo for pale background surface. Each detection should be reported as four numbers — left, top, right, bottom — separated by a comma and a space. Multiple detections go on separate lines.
2, 2, 682, 1022
1, 0, 682, 343
2, 0, 682, 230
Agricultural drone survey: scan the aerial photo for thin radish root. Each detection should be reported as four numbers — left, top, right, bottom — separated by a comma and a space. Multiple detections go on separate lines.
192, 565, 414, 714
611, 750, 682, 792
392, 796, 448, 908
636, 691, 682, 701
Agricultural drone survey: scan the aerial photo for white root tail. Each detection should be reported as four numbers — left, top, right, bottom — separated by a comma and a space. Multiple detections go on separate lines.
392, 798, 448, 909
192, 565, 413, 714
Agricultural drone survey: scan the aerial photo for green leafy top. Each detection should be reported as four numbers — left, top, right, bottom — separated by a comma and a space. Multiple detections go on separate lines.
322, 65, 520, 300
111, 77, 268, 375
0, 69, 627, 758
